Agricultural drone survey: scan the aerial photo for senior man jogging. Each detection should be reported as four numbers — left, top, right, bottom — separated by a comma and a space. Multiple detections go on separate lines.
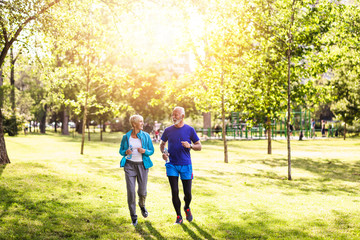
160, 106, 202, 224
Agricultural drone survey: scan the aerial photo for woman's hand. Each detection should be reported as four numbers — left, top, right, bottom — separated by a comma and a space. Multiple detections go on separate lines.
137, 148, 146, 154
125, 149, 133, 155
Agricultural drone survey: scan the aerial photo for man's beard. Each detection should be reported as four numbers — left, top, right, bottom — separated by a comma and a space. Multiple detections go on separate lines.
173, 119, 181, 125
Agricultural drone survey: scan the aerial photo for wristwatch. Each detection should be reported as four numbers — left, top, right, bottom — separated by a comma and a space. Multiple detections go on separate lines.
190, 144, 193, 149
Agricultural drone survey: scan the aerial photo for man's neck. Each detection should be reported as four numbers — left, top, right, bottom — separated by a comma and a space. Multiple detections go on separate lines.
174, 122, 185, 128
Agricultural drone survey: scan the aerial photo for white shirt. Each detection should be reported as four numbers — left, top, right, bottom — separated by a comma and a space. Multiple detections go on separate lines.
129, 136, 143, 162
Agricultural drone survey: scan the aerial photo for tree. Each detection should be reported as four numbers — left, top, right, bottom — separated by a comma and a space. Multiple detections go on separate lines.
186, 0, 251, 163
244, 0, 336, 179
325, 2, 360, 140
41, 0, 138, 154
8, 46, 22, 136
0, 0, 63, 165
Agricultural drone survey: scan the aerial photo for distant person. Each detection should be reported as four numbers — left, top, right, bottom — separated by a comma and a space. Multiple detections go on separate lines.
328, 122, 333, 137
153, 121, 161, 142
321, 120, 326, 137
119, 114, 154, 226
289, 123, 294, 137
214, 124, 221, 138
311, 118, 316, 138
24, 124, 28, 135
160, 107, 202, 224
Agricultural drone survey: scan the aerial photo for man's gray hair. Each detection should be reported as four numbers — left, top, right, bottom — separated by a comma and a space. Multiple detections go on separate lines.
173, 106, 185, 116
129, 114, 143, 128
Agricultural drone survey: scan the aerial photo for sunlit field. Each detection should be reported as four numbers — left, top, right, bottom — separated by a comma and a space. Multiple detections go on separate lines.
1, 133, 360, 239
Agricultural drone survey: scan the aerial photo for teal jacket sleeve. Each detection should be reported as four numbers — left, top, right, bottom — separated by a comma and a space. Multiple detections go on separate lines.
141, 132, 154, 157
119, 135, 128, 156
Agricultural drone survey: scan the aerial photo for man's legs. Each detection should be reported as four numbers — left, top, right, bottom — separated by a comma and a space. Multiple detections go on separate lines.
181, 179, 192, 209
168, 176, 181, 216
182, 179, 193, 221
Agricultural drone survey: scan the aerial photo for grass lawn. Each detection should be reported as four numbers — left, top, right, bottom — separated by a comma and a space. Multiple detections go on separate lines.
1, 132, 360, 239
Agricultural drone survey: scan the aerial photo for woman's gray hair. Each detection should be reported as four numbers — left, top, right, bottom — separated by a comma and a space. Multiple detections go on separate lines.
173, 106, 185, 116
129, 114, 143, 128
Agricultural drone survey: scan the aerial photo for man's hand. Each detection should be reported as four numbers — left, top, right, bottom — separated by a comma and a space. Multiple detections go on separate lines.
162, 151, 169, 161
181, 141, 191, 148
160, 140, 169, 161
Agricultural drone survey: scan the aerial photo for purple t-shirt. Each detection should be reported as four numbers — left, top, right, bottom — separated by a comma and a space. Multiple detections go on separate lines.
161, 124, 200, 165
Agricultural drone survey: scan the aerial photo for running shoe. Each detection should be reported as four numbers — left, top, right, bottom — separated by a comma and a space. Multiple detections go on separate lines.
175, 215, 183, 224
132, 218, 138, 226
140, 206, 148, 218
184, 207, 193, 222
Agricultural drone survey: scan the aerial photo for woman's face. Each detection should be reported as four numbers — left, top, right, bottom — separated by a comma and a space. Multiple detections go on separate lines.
133, 119, 144, 130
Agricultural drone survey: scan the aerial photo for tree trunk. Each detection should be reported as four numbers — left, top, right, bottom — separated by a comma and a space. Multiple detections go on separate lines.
286, 0, 296, 181
287, 49, 292, 180
77, 120, 82, 134
102, 121, 106, 132
55, 121, 58, 133
87, 120, 91, 141
62, 106, 69, 135
80, 97, 88, 154
81, 66, 90, 154
344, 122, 346, 140
100, 120, 103, 141
267, 117, 272, 154
0, 109, 10, 165
40, 104, 47, 134
220, 71, 228, 163
286, 46, 292, 180
0, 69, 10, 165
10, 48, 17, 136
203, 112, 211, 138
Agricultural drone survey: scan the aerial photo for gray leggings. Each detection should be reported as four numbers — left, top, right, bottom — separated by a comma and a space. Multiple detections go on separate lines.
124, 161, 149, 219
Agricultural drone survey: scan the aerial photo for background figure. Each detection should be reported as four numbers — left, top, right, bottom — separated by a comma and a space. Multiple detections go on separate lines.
160, 107, 202, 224
119, 115, 154, 226
289, 123, 294, 138
153, 121, 161, 142
321, 120, 326, 137
311, 118, 316, 138
214, 124, 221, 138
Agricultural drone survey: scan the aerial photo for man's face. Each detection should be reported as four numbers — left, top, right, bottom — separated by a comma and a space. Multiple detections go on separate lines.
172, 110, 183, 125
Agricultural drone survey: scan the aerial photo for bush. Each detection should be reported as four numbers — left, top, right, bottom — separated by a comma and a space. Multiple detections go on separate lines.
3, 116, 22, 136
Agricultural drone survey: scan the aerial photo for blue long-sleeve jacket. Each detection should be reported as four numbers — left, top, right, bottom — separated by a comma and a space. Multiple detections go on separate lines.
119, 130, 154, 169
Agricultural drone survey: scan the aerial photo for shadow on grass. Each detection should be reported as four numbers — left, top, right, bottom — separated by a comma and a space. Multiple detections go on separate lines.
189, 222, 215, 240
135, 220, 167, 240
45, 131, 124, 144
260, 157, 360, 183
219, 207, 353, 240
196, 156, 360, 195
249, 157, 360, 195
0, 164, 6, 177
0, 185, 131, 239
180, 223, 202, 239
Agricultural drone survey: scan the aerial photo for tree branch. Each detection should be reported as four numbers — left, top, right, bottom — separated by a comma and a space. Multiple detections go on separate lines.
0, 16, 8, 43
0, 0, 61, 67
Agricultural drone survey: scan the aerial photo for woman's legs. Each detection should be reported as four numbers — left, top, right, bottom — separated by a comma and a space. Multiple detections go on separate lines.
137, 166, 149, 207
124, 164, 137, 220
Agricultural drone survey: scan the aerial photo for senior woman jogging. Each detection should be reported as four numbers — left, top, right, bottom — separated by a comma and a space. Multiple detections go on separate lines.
119, 115, 154, 226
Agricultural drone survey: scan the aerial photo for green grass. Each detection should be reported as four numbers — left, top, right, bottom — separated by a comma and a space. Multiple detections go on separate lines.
1, 132, 360, 239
